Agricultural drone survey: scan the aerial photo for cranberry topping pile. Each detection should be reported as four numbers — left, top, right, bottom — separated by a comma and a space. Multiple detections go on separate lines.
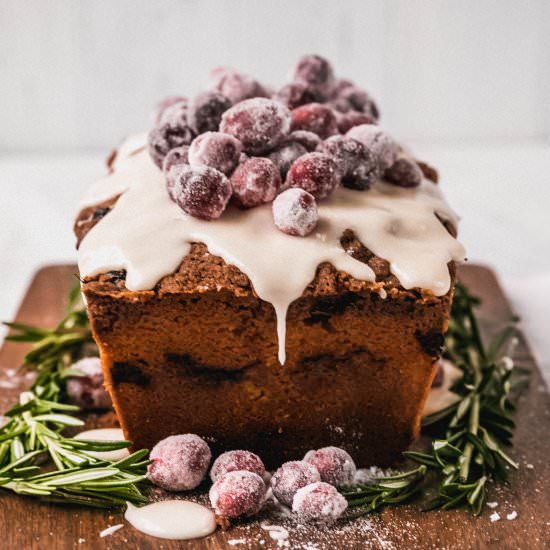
146, 432, 357, 525
148, 55, 424, 233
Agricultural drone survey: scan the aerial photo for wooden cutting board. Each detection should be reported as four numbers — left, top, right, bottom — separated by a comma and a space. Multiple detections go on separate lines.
0, 265, 548, 550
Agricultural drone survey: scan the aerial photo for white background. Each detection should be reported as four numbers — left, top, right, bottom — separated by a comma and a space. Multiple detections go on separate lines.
0, 1, 549, 381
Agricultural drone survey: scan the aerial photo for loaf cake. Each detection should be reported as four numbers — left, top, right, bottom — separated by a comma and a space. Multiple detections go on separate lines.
75, 55, 465, 468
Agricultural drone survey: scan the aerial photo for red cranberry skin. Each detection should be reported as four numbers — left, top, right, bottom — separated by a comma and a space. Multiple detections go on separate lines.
154, 96, 187, 124
187, 91, 232, 134
188, 132, 242, 176
304, 446, 357, 486
292, 54, 334, 97
317, 135, 378, 191
346, 124, 398, 171
292, 481, 348, 525
384, 157, 423, 188
230, 157, 281, 208
210, 450, 266, 482
171, 164, 232, 220
336, 112, 375, 134
209, 471, 266, 518
273, 82, 321, 109
163, 146, 190, 201
286, 152, 339, 200
210, 66, 268, 104
290, 103, 338, 140
268, 141, 307, 178
66, 357, 111, 410
272, 188, 319, 237
220, 98, 291, 155
285, 130, 321, 152
147, 434, 211, 492
271, 461, 321, 507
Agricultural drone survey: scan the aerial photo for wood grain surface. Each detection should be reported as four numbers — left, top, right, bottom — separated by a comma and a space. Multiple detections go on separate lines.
0, 264, 548, 550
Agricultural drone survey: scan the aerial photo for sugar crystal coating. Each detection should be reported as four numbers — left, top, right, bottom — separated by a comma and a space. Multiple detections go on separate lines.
271, 460, 321, 507
163, 145, 190, 200
147, 434, 211, 491
230, 157, 281, 207
210, 450, 266, 482
273, 82, 321, 109
286, 152, 339, 199
304, 446, 356, 486
384, 157, 423, 188
210, 66, 267, 104
292, 54, 334, 97
285, 130, 322, 152
220, 98, 291, 155
346, 124, 398, 171
290, 103, 338, 139
171, 164, 232, 220
268, 141, 308, 178
187, 91, 232, 134
188, 131, 242, 175
66, 357, 111, 410
154, 96, 187, 124
209, 470, 266, 518
272, 188, 319, 237
292, 481, 348, 525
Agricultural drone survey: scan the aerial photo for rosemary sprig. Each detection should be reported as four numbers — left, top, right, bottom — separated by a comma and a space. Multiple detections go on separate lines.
345, 282, 527, 516
0, 285, 150, 508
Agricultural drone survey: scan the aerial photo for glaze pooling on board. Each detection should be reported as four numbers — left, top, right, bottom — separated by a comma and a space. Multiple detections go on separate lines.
78, 135, 465, 364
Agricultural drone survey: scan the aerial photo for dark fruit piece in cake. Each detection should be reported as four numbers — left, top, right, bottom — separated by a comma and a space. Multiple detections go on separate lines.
187, 91, 232, 134
209, 471, 266, 518
188, 132, 242, 176
230, 157, 281, 207
290, 103, 338, 139
210, 450, 266, 482
286, 152, 339, 199
271, 460, 321, 507
385, 158, 423, 188
272, 188, 319, 237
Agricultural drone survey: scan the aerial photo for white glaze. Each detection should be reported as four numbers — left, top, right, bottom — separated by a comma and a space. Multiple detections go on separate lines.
74, 428, 130, 461
125, 500, 216, 540
78, 139, 465, 364
422, 359, 462, 417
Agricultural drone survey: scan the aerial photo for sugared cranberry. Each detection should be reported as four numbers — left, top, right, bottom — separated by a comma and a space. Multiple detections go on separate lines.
286, 130, 322, 152
271, 461, 321, 507
292, 482, 348, 525
171, 165, 232, 220
187, 91, 232, 134
336, 112, 375, 134
220, 98, 291, 154
268, 141, 307, 178
231, 157, 281, 207
210, 450, 266, 482
188, 132, 242, 175
154, 96, 187, 124
304, 446, 356, 486
147, 434, 211, 491
272, 188, 319, 237
163, 146, 190, 201
346, 124, 398, 171
290, 103, 338, 139
273, 82, 321, 109
317, 135, 378, 191
286, 152, 339, 200
209, 471, 266, 518
210, 66, 267, 104
384, 157, 423, 188
66, 357, 111, 410
292, 54, 334, 97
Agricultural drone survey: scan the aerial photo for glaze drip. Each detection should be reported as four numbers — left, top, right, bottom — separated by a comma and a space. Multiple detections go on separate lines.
78, 136, 465, 364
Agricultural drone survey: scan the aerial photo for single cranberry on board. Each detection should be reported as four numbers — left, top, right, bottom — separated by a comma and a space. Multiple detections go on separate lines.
304, 446, 357, 486
210, 66, 267, 104
209, 470, 266, 518
66, 357, 111, 410
231, 157, 282, 208
272, 188, 319, 237
346, 124, 398, 171
171, 164, 232, 220
271, 460, 321, 507
187, 91, 232, 134
384, 157, 423, 188
286, 152, 339, 200
292, 54, 334, 97
268, 141, 308, 178
290, 103, 338, 139
220, 98, 291, 155
188, 132, 242, 176
146, 434, 211, 492
292, 482, 348, 525
210, 450, 266, 482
